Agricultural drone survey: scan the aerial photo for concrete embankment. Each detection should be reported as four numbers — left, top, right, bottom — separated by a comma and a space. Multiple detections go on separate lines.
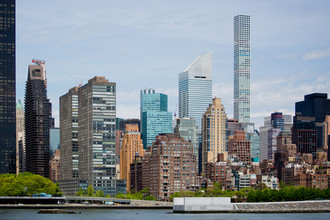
173, 197, 330, 213
233, 200, 330, 213
0, 199, 173, 209
0, 204, 172, 209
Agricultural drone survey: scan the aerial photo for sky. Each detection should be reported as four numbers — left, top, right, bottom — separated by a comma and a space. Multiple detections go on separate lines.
16, 0, 330, 129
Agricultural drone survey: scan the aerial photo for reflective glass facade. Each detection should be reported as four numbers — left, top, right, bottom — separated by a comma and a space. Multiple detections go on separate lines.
140, 89, 172, 148
234, 15, 250, 123
0, 0, 15, 174
179, 51, 212, 131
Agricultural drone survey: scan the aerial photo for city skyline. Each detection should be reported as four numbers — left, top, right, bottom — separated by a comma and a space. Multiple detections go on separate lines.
15, 1, 330, 129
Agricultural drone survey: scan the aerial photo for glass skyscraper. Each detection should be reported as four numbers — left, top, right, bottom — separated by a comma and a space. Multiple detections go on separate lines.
0, 0, 16, 174
179, 51, 212, 131
234, 15, 250, 123
140, 89, 172, 149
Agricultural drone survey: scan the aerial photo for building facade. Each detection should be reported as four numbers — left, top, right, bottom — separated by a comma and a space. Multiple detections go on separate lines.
178, 51, 212, 131
259, 113, 292, 162
140, 89, 172, 148
174, 118, 199, 171
16, 99, 25, 173
49, 149, 60, 182
25, 60, 51, 178
234, 15, 250, 123
292, 116, 317, 157
142, 134, 197, 200
202, 97, 227, 173
295, 93, 330, 153
78, 77, 120, 195
0, 0, 16, 174
120, 124, 144, 191
227, 130, 251, 165
60, 86, 79, 192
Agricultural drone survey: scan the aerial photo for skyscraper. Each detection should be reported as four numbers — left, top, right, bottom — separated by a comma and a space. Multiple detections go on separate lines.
179, 51, 212, 131
60, 86, 79, 186
234, 15, 250, 123
202, 97, 227, 173
295, 93, 330, 152
78, 77, 120, 195
120, 124, 144, 191
140, 89, 172, 148
25, 60, 51, 178
0, 0, 16, 174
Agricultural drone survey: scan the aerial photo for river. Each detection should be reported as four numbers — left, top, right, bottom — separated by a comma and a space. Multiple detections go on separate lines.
0, 208, 329, 220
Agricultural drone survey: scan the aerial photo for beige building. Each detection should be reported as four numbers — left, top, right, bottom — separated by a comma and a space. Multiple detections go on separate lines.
120, 124, 144, 192
49, 149, 60, 182
202, 97, 227, 173
16, 99, 25, 174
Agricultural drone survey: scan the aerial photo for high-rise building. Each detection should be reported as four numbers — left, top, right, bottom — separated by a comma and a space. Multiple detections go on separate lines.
227, 130, 251, 165
295, 93, 330, 152
49, 149, 60, 182
292, 116, 317, 157
60, 77, 126, 196
174, 118, 199, 171
140, 89, 172, 148
0, 1, 16, 174
140, 134, 197, 200
60, 86, 79, 187
234, 15, 250, 123
78, 77, 121, 195
120, 124, 144, 192
16, 99, 25, 173
25, 60, 51, 178
179, 51, 212, 131
259, 113, 292, 162
202, 97, 227, 173
247, 130, 260, 162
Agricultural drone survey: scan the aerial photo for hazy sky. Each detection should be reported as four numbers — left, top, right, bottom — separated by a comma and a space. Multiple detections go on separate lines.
16, 0, 330, 129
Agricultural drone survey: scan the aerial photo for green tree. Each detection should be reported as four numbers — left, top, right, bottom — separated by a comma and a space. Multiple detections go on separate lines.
87, 185, 95, 197
0, 173, 61, 196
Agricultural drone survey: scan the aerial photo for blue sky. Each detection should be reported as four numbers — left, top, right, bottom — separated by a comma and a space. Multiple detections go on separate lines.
16, 0, 330, 129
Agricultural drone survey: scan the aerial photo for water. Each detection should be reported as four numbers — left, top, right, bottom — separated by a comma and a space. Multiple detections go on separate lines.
0, 209, 329, 220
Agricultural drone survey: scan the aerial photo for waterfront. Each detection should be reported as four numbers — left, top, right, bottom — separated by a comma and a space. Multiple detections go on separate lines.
0, 209, 329, 220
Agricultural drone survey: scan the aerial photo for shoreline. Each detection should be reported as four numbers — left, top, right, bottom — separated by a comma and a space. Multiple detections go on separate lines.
1, 202, 330, 213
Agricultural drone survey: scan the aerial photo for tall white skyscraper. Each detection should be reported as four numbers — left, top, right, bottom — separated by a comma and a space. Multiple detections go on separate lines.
234, 15, 251, 123
179, 51, 212, 131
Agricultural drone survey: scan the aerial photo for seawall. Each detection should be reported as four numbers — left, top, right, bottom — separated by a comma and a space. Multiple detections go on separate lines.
173, 197, 330, 213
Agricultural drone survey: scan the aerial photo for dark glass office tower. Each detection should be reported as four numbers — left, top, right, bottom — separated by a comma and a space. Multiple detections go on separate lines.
25, 61, 51, 178
295, 93, 330, 152
0, 0, 16, 174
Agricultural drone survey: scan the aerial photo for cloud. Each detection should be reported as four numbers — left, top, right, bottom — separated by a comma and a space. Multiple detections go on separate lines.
303, 48, 330, 60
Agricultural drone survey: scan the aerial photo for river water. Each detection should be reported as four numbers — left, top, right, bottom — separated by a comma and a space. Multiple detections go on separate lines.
0, 209, 329, 220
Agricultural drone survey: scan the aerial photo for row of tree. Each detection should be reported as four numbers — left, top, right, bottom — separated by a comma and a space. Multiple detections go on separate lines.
0, 172, 61, 196
247, 186, 330, 202
169, 183, 330, 202
115, 188, 157, 201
